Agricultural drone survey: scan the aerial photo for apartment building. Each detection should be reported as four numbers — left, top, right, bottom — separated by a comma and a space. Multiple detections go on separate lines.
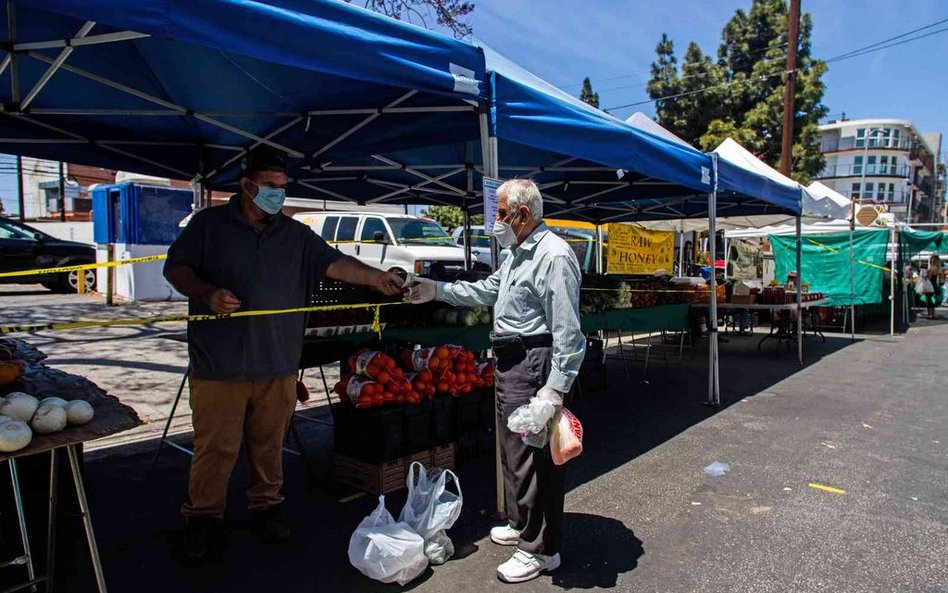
814, 118, 945, 223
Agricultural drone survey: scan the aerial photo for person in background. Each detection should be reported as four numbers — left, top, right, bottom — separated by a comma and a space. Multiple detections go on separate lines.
926, 255, 942, 318
163, 147, 403, 563
785, 270, 798, 291
406, 179, 585, 583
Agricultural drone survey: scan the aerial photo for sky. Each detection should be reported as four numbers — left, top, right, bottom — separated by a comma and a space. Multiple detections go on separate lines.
469, 0, 948, 134
3, 0, 948, 214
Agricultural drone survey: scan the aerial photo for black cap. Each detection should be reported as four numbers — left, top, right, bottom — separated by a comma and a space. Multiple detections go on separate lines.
241, 146, 287, 176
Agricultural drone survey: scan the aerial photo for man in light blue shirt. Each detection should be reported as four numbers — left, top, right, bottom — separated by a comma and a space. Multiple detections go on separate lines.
407, 179, 585, 583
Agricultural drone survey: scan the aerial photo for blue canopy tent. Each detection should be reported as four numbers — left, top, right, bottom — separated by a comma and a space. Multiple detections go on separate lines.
0, 0, 487, 201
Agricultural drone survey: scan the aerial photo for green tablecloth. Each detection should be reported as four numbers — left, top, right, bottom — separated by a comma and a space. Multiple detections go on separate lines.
325, 303, 690, 352
580, 304, 690, 333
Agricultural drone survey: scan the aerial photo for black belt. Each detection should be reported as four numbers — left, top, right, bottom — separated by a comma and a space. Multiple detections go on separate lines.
491, 333, 553, 367
491, 333, 553, 349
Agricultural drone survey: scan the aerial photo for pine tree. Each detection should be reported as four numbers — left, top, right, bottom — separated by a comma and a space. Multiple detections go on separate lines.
579, 77, 600, 109
647, 0, 828, 183
647, 34, 682, 131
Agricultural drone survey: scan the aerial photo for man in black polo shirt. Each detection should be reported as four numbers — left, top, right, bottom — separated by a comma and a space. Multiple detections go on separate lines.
164, 148, 402, 562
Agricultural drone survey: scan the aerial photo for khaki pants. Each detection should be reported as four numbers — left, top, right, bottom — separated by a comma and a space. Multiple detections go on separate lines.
181, 374, 297, 518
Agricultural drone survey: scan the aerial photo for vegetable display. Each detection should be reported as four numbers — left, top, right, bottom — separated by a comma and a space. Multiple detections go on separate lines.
335, 345, 494, 410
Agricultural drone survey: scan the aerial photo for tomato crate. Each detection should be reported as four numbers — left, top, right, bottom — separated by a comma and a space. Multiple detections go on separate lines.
431, 442, 457, 469
332, 403, 405, 462
333, 442, 457, 495
430, 396, 455, 445
404, 400, 434, 453
333, 454, 407, 495
452, 391, 482, 437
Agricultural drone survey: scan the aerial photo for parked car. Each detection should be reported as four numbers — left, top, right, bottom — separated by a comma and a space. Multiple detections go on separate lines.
450, 225, 510, 266
293, 212, 467, 276
0, 217, 97, 292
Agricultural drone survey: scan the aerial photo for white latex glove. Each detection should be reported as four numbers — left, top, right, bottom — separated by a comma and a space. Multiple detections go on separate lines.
537, 386, 564, 408
404, 275, 437, 304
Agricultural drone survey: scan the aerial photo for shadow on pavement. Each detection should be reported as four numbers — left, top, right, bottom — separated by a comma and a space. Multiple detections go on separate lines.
552, 513, 643, 590
1, 327, 855, 592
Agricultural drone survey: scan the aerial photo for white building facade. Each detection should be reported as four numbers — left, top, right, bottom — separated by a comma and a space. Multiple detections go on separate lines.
815, 118, 944, 223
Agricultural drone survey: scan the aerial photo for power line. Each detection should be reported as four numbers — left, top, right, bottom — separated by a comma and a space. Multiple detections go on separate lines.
604, 69, 791, 112
826, 24, 948, 64
602, 15, 948, 112
557, 40, 788, 89
824, 16, 948, 62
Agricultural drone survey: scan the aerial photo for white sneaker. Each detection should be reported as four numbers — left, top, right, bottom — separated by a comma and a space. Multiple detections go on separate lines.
496, 549, 561, 583
490, 524, 521, 546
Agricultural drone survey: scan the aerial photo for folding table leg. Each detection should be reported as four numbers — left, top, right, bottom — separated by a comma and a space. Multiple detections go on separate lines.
9, 460, 37, 591
45, 452, 58, 593
66, 446, 107, 593
615, 331, 630, 378
150, 367, 190, 471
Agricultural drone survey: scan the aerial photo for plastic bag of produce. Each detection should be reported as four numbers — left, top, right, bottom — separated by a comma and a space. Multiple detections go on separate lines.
334, 375, 383, 408
474, 361, 495, 388
349, 496, 428, 585
507, 397, 556, 448
398, 462, 463, 566
549, 408, 584, 465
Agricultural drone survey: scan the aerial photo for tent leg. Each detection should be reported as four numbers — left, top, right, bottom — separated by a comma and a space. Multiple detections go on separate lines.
705, 157, 720, 406
480, 109, 505, 519
889, 226, 896, 336
796, 214, 803, 365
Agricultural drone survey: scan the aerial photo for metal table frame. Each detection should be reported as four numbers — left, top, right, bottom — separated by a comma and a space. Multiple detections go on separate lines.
3, 446, 107, 593
709, 300, 829, 352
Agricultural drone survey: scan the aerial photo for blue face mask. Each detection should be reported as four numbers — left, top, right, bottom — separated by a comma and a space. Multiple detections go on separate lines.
251, 182, 286, 215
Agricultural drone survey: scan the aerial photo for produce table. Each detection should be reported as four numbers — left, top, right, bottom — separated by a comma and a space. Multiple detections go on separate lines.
303, 304, 693, 359
1, 339, 143, 593
697, 299, 830, 353
580, 304, 690, 333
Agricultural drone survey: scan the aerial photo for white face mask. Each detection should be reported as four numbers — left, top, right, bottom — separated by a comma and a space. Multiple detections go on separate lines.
492, 219, 518, 248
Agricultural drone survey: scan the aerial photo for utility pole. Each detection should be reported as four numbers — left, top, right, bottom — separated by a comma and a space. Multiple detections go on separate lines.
779, 0, 801, 176
58, 161, 66, 222
16, 154, 24, 222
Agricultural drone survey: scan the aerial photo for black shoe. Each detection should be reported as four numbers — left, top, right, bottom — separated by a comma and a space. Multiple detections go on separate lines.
177, 516, 224, 564
250, 504, 292, 543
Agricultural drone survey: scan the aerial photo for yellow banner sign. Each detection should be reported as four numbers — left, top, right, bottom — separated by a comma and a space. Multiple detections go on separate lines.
606, 224, 674, 275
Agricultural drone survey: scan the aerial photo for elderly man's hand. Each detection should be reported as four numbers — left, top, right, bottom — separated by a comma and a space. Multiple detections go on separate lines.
537, 386, 564, 408
374, 271, 404, 296
206, 288, 241, 315
404, 276, 437, 304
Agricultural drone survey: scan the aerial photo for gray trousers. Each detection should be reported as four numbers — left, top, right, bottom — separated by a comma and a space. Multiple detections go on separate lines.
495, 344, 565, 555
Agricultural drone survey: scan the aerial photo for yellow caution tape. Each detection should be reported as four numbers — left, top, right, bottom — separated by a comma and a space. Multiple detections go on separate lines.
0, 301, 404, 336
785, 238, 891, 273
808, 482, 846, 495
0, 254, 168, 279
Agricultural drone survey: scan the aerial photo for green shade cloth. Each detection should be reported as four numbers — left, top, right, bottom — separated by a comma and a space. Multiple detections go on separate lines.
900, 230, 947, 260
580, 304, 690, 333
771, 231, 889, 306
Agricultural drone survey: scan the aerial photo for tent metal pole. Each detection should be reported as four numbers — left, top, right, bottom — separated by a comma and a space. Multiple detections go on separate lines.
796, 214, 803, 365
678, 221, 685, 276
311, 91, 417, 158
209, 116, 305, 177
890, 225, 896, 336
463, 143, 474, 271
23, 51, 304, 157
372, 155, 467, 196
707, 156, 720, 406
849, 200, 856, 341
20, 21, 96, 110
596, 225, 604, 274
479, 107, 504, 518
7, 1, 19, 103
14, 30, 149, 51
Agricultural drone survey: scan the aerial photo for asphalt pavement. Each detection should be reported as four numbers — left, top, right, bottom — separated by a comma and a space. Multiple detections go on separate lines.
0, 284, 945, 593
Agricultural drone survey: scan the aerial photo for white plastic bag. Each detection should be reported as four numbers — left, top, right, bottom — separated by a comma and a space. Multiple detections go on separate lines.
507, 397, 556, 448
916, 277, 934, 294
348, 495, 428, 585
398, 462, 463, 565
